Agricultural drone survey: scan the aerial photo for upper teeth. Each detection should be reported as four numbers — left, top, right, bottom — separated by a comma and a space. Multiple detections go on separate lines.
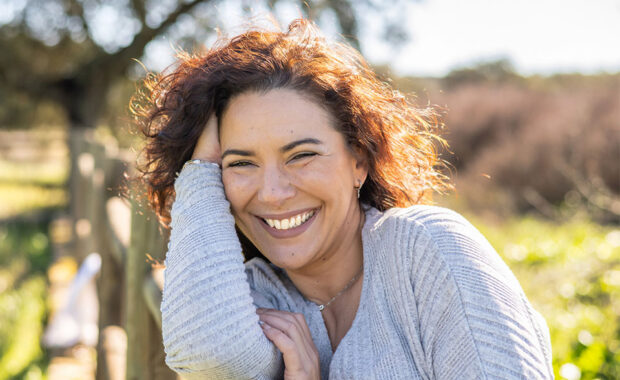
265, 210, 315, 230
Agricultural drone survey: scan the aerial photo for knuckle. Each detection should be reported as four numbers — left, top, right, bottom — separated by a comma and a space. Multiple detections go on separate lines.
293, 313, 307, 327
267, 328, 284, 341
282, 338, 295, 349
283, 320, 296, 331
275, 336, 294, 351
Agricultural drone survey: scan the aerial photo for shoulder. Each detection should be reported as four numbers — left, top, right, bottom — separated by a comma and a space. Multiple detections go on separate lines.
368, 205, 521, 302
367, 205, 481, 263
368, 205, 516, 284
368, 206, 554, 378
370, 204, 479, 239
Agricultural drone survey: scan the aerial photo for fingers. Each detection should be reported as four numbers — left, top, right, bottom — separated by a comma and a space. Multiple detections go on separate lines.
260, 320, 303, 370
258, 309, 314, 351
257, 308, 319, 373
191, 113, 221, 163
205, 111, 218, 131
205, 113, 221, 160
293, 312, 314, 342
257, 309, 312, 343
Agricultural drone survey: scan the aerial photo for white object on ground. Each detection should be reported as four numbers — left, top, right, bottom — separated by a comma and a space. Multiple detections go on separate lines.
43, 252, 101, 348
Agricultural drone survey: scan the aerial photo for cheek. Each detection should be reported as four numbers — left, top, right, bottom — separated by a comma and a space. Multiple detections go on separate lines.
222, 172, 255, 213
290, 157, 354, 193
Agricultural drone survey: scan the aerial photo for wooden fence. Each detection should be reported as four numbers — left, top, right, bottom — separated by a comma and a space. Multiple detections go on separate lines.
69, 129, 178, 380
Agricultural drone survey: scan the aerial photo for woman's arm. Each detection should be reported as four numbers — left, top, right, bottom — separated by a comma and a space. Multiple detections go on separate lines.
407, 206, 554, 379
160, 163, 283, 379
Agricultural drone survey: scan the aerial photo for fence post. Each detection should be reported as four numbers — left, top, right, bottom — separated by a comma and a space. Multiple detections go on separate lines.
71, 129, 96, 261
144, 220, 176, 380
69, 133, 177, 380
95, 146, 128, 380
125, 189, 177, 380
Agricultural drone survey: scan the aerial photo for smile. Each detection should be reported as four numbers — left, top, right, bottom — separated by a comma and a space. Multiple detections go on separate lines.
264, 210, 316, 230
256, 208, 320, 238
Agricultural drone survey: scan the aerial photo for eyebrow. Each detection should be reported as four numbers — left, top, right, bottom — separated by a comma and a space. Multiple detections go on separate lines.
280, 138, 323, 153
221, 138, 323, 160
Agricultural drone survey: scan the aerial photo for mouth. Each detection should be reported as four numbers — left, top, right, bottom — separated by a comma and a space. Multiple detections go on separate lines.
255, 207, 320, 238
262, 209, 317, 230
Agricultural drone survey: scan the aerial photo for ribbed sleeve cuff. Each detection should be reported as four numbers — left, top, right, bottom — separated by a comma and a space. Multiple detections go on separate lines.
174, 162, 225, 202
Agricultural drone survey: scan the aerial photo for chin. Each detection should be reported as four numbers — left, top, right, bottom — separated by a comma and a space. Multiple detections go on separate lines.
257, 243, 313, 269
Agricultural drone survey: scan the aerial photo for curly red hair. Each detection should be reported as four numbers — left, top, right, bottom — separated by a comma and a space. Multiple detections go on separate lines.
133, 19, 451, 231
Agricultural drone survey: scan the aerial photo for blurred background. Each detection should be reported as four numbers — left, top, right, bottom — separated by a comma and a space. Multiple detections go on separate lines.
0, 0, 618, 379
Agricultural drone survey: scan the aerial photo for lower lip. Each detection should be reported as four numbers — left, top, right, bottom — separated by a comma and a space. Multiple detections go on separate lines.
257, 209, 319, 239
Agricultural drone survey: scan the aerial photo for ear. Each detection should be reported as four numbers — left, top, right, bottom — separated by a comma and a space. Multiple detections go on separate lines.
351, 145, 369, 185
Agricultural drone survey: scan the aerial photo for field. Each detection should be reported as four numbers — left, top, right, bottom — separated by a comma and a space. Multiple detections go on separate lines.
469, 213, 620, 379
0, 130, 618, 379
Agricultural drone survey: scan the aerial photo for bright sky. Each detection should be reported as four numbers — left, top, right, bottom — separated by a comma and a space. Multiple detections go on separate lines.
359, 0, 620, 76
2, 0, 619, 76
141, 0, 620, 77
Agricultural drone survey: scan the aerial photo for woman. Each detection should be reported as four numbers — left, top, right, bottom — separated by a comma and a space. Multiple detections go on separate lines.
136, 19, 553, 379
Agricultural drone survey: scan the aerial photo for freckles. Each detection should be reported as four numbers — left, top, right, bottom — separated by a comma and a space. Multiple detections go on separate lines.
225, 175, 253, 194
223, 181, 249, 207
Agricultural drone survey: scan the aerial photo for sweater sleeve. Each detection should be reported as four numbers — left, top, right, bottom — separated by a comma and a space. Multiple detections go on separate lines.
406, 206, 554, 380
160, 163, 283, 379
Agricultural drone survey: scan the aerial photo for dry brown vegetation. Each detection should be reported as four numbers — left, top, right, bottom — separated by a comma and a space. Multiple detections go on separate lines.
392, 67, 620, 223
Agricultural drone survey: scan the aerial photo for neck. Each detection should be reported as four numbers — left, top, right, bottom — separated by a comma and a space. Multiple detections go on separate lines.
285, 203, 365, 305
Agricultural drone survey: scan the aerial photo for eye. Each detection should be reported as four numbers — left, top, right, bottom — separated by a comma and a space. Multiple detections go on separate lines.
227, 160, 254, 168
289, 152, 317, 162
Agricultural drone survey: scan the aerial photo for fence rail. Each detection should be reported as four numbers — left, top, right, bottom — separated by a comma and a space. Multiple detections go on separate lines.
69, 129, 177, 380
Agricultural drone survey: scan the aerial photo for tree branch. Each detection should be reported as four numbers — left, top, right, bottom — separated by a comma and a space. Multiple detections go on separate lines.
555, 159, 620, 217
131, 0, 147, 25
118, 0, 208, 60
98, 0, 210, 77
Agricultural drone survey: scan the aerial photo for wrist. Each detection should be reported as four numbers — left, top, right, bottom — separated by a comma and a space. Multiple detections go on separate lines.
174, 158, 225, 200
183, 158, 221, 170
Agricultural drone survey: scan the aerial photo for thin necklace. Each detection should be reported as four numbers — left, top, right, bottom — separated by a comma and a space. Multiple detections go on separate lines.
317, 266, 364, 311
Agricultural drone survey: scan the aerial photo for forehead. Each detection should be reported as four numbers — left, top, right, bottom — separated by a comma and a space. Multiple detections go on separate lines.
219, 88, 343, 148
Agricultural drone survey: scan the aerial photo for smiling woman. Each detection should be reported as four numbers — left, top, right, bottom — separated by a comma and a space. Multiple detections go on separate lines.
219, 89, 367, 274
133, 19, 554, 380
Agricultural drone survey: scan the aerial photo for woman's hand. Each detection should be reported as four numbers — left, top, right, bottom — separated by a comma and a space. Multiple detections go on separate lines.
191, 113, 221, 164
257, 308, 320, 380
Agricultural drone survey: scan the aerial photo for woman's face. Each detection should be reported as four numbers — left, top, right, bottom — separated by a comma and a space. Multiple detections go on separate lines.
220, 88, 367, 271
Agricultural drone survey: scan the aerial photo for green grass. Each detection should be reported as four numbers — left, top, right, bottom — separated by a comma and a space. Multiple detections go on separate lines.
0, 160, 67, 187
0, 134, 67, 379
0, 155, 68, 219
0, 221, 52, 380
466, 214, 620, 380
0, 184, 67, 220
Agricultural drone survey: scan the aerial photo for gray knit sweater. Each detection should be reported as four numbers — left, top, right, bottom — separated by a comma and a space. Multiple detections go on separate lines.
161, 163, 554, 379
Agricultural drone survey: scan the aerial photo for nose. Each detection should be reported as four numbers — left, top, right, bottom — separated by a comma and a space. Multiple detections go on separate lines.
257, 164, 296, 205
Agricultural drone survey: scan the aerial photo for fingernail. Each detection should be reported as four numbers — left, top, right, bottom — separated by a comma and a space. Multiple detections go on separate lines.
258, 320, 265, 326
